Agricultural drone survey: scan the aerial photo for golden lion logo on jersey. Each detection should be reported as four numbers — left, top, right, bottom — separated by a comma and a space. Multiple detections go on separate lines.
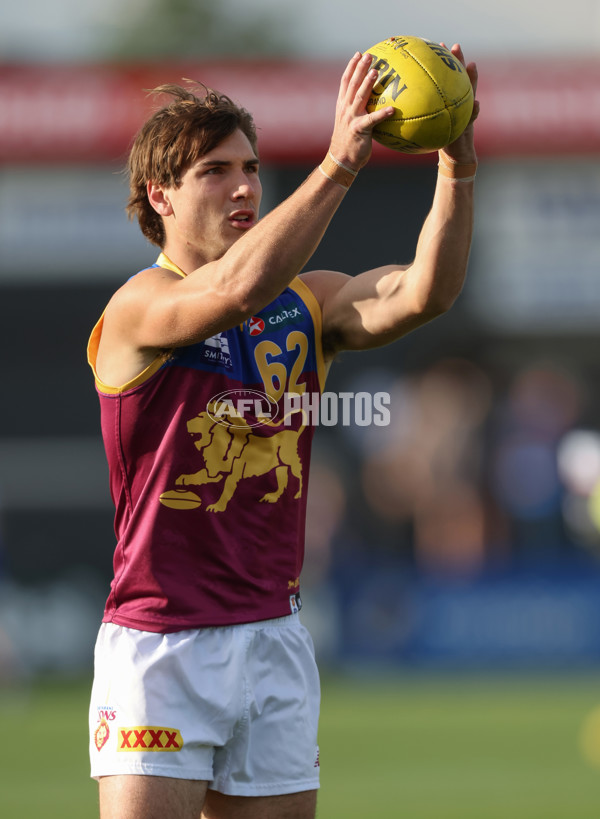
159, 400, 306, 513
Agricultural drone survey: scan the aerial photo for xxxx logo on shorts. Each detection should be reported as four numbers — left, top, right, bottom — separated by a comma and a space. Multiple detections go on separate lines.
117, 726, 183, 752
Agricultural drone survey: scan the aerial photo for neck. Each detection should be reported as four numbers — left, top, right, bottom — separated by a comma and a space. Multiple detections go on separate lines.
161, 243, 211, 276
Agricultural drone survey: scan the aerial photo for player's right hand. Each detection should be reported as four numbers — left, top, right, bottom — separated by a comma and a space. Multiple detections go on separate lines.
328, 52, 393, 172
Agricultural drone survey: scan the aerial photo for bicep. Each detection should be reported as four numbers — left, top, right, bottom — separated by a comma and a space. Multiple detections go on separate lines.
302, 264, 416, 355
108, 266, 249, 351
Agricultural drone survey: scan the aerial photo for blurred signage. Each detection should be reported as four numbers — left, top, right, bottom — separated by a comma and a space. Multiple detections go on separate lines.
0, 58, 598, 163
340, 567, 600, 667
465, 159, 600, 331
0, 166, 155, 278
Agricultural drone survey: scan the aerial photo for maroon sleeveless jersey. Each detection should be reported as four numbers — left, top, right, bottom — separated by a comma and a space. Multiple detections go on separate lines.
87, 256, 326, 632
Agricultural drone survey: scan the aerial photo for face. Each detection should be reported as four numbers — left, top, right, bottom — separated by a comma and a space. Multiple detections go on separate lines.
156, 128, 262, 266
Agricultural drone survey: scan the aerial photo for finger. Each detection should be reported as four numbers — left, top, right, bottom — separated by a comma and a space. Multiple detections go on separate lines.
354, 101, 395, 137
466, 60, 478, 96
338, 52, 363, 102
465, 61, 479, 124
449, 42, 466, 67
343, 52, 375, 104
361, 105, 394, 130
443, 42, 479, 127
351, 67, 381, 111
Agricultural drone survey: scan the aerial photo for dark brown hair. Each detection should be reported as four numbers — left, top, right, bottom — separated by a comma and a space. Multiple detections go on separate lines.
126, 82, 258, 248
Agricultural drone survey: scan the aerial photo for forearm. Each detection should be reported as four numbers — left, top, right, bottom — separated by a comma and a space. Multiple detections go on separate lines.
408, 166, 476, 315
406, 45, 479, 315
211, 165, 349, 316
317, 165, 476, 355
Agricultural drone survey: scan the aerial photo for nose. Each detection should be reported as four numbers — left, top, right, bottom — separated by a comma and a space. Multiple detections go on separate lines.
231, 183, 253, 203
231, 171, 258, 202
232, 184, 252, 202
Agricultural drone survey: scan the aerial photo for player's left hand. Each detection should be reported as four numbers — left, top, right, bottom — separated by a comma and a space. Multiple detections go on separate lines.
439, 43, 479, 166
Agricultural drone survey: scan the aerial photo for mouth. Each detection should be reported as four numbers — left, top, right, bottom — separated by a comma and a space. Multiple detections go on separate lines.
229, 210, 256, 230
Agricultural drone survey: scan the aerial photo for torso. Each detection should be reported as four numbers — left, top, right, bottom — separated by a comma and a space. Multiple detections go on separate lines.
87, 270, 327, 631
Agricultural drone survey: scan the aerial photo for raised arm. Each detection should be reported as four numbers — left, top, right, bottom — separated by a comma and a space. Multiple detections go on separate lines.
97, 53, 395, 387
303, 44, 480, 360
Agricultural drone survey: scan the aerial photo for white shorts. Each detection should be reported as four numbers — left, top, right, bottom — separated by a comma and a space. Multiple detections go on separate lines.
88, 615, 321, 797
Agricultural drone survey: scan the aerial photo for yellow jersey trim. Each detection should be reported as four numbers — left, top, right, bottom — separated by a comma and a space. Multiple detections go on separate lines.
288, 277, 327, 393
87, 254, 183, 394
87, 312, 168, 395
156, 252, 187, 278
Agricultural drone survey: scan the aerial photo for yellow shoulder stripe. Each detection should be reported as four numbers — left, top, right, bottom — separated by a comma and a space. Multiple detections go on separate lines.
86, 254, 178, 393
288, 277, 327, 392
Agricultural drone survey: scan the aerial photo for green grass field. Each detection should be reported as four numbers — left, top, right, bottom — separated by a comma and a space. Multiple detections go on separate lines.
1, 672, 600, 818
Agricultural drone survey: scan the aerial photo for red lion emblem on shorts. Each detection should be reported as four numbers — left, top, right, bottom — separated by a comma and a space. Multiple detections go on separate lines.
95, 719, 110, 751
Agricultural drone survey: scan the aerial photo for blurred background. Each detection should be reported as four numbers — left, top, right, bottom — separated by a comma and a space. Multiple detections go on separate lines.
1, 1, 600, 816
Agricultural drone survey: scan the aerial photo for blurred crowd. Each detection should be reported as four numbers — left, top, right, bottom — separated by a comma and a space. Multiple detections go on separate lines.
305, 356, 600, 586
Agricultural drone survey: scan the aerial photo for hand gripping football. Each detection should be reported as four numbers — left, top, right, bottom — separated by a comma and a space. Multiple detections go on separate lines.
366, 36, 474, 153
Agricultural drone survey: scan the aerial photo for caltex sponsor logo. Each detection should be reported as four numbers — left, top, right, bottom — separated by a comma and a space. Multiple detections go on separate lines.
264, 306, 303, 327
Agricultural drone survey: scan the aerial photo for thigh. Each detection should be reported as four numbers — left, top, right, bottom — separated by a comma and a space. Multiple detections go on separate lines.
202, 789, 317, 819
99, 774, 208, 819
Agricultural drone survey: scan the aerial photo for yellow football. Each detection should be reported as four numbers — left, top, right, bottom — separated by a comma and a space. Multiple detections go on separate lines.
159, 489, 202, 510
366, 36, 474, 153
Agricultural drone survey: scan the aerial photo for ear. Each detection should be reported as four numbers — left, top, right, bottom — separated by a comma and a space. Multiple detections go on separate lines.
147, 180, 173, 216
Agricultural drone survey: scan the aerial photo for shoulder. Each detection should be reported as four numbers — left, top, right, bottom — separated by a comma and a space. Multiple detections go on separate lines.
100, 263, 182, 353
125, 263, 183, 291
299, 269, 352, 309
105, 264, 182, 313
